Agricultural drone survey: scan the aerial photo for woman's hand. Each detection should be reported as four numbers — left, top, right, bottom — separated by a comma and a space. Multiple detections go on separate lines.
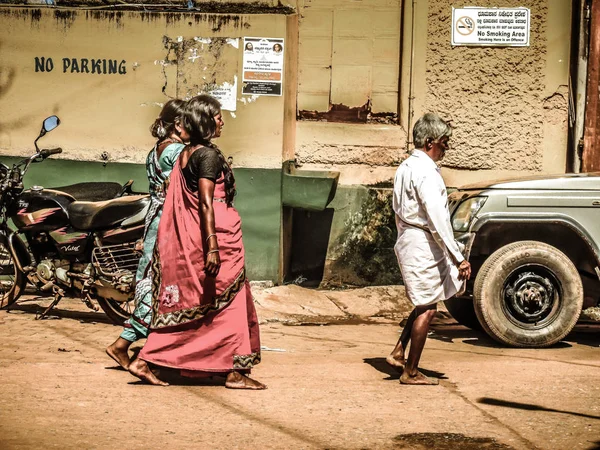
205, 250, 221, 277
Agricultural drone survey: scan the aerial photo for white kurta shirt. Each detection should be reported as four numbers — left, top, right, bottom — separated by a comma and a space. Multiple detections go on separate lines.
393, 149, 465, 306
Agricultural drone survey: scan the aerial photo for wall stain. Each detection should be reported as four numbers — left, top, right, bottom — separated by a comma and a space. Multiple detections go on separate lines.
299, 101, 397, 125
7, 1, 294, 14
160, 35, 235, 99
0, 7, 42, 23
53, 9, 77, 30
85, 10, 124, 28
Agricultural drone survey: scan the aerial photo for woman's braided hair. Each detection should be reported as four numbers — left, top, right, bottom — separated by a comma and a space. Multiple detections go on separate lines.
182, 94, 236, 206
150, 99, 187, 140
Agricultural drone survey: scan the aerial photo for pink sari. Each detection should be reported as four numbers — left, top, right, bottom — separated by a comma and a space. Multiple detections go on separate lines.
139, 156, 261, 374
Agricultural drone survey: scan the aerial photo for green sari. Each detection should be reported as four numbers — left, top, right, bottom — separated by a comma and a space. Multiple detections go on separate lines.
121, 142, 185, 342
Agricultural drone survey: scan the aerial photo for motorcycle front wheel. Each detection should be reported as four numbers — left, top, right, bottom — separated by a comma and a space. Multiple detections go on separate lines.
97, 297, 135, 326
0, 241, 27, 308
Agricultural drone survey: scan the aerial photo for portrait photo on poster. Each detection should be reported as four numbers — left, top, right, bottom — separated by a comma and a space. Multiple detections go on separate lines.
242, 37, 284, 97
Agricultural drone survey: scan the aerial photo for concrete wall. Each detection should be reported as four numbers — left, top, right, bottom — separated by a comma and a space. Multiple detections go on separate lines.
0, 7, 294, 281
0, 1, 574, 286
292, 0, 573, 286
0, 8, 290, 169
294, 0, 571, 188
295, 0, 406, 187
417, 0, 572, 187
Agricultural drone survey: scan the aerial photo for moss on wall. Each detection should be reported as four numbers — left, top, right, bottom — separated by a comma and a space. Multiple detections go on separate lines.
322, 185, 401, 287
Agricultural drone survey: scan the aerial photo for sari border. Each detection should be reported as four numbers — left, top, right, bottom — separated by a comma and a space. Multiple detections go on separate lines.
150, 262, 247, 329
233, 352, 262, 369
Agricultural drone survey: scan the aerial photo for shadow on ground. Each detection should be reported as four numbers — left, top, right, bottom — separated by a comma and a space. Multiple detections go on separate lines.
478, 397, 600, 421
429, 322, 600, 349
392, 432, 515, 450
3, 300, 114, 325
363, 357, 447, 381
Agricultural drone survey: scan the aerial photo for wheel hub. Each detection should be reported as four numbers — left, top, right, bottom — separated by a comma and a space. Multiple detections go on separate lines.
504, 271, 555, 323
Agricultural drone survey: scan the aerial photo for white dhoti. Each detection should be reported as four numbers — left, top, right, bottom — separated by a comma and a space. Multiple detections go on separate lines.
394, 226, 463, 306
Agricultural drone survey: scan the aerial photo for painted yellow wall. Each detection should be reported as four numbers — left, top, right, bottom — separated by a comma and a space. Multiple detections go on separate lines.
0, 7, 292, 170
295, 0, 406, 186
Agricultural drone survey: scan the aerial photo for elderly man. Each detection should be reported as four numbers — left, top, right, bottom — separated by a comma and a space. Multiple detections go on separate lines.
386, 112, 471, 385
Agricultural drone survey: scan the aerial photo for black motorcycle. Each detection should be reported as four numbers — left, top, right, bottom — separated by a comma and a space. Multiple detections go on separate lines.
0, 115, 149, 324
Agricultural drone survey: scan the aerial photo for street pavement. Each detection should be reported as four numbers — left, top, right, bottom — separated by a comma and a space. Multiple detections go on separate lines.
0, 286, 598, 449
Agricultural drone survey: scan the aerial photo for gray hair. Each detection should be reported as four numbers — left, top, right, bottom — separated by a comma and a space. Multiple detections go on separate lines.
412, 112, 452, 148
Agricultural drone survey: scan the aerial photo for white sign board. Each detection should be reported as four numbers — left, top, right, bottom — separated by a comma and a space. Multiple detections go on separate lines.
207, 76, 237, 112
242, 37, 284, 96
451, 7, 530, 47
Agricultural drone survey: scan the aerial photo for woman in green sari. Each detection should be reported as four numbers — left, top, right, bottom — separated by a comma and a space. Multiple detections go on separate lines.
106, 99, 189, 369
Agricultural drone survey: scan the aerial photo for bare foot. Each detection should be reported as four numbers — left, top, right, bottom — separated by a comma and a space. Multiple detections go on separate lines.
128, 358, 169, 386
399, 370, 439, 385
225, 371, 267, 390
106, 338, 131, 370
386, 354, 405, 371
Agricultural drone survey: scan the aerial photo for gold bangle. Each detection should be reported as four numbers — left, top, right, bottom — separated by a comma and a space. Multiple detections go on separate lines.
206, 233, 216, 243
207, 249, 220, 255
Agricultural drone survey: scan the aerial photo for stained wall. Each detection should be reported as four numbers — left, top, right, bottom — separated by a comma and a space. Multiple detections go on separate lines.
0, 7, 296, 282
295, 0, 573, 286
0, 8, 290, 170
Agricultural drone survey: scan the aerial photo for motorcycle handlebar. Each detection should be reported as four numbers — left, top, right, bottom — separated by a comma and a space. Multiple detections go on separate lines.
39, 148, 63, 158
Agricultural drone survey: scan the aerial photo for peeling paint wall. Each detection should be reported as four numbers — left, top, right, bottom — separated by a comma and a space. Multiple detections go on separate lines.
0, 7, 290, 170
293, 0, 405, 188
294, 0, 570, 189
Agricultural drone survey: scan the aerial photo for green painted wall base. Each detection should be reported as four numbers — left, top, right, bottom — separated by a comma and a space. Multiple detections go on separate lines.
1, 157, 281, 282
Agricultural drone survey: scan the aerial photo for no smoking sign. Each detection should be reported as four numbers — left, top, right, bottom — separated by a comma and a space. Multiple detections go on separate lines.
456, 16, 475, 36
451, 7, 530, 47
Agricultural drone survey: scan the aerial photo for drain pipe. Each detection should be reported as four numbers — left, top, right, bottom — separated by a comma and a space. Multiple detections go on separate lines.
405, 0, 417, 153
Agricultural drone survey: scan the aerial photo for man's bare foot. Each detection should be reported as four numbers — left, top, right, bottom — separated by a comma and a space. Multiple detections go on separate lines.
106, 338, 131, 370
128, 358, 169, 386
386, 354, 405, 370
225, 371, 267, 390
399, 370, 439, 385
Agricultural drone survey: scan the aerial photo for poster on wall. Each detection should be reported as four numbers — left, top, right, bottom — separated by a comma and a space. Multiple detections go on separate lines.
242, 37, 284, 96
206, 76, 237, 112
451, 7, 530, 47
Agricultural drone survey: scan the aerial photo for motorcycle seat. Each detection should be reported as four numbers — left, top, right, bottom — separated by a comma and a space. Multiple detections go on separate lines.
50, 182, 125, 202
68, 195, 150, 230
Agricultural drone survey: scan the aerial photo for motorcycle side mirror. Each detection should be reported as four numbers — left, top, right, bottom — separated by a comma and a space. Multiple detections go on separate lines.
43, 116, 60, 133
35, 115, 60, 151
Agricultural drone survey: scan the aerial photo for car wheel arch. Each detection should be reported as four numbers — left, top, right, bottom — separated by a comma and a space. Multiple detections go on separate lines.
469, 216, 600, 274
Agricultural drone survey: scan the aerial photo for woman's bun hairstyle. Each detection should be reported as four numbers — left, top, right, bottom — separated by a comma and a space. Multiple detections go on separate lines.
150, 99, 187, 140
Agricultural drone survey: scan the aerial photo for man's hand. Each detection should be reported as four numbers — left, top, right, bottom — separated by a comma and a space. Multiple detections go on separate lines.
457, 260, 471, 281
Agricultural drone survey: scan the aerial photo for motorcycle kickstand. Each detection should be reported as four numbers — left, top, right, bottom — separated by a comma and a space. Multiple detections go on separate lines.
36, 285, 65, 320
80, 279, 99, 312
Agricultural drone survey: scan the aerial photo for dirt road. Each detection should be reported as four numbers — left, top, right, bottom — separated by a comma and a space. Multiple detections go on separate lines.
0, 296, 599, 449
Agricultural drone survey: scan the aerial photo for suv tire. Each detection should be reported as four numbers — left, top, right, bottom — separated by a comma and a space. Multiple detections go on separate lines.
473, 240, 583, 348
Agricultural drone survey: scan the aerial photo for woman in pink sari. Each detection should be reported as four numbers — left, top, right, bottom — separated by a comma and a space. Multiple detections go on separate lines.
128, 95, 265, 389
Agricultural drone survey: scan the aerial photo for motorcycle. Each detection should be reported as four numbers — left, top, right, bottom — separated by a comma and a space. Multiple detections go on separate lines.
0, 115, 149, 324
